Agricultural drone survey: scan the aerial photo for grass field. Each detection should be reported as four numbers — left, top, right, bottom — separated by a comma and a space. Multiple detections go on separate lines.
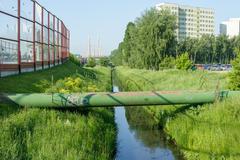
0, 61, 116, 160
114, 66, 240, 160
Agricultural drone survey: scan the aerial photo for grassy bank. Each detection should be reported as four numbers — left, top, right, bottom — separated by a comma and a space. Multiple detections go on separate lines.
115, 66, 240, 160
0, 62, 116, 160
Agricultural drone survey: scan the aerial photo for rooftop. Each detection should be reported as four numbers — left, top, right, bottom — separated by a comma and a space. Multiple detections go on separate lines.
156, 2, 214, 11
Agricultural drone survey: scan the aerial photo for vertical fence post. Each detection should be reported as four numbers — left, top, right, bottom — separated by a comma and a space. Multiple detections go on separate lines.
66, 30, 68, 59
33, 1, 36, 71
57, 18, 59, 64
48, 12, 50, 68
17, 0, 21, 74
53, 15, 55, 66
41, 7, 44, 69
61, 21, 63, 63
68, 30, 70, 58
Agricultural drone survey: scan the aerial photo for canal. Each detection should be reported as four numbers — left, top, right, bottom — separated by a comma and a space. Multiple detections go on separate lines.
113, 86, 182, 160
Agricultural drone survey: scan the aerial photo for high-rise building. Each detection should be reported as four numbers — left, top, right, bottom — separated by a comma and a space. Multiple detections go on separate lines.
220, 18, 240, 38
156, 3, 215, 41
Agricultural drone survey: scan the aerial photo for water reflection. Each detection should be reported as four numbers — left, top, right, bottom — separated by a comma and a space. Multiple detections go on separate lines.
126, 107, 171, 149
114, 86, 182, 160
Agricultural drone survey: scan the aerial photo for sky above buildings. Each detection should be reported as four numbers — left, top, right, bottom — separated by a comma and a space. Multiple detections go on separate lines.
37, 0, 240, 57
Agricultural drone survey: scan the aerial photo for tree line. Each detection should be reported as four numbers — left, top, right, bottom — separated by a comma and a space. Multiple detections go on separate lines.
110, 8, 240, 70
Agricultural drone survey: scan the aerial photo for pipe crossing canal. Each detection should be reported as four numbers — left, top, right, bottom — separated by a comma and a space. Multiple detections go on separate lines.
5, 90, 240, 108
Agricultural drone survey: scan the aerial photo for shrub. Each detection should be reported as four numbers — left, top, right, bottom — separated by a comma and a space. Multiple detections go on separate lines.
229, 49, 240, 90
69, 54, 82, 66
175, 52, 193, 70
99, 57, 110, 67
86, 57, 96, 68
45, 76, 99, 93
159, 56, 175, 70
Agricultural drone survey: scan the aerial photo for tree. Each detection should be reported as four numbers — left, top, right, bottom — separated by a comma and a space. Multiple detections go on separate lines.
110, 8, 177, 70
135, 9, 177, 70
196, 35, 216, 64
109, 43, 124, 66
69, 53, 82, 66
216, 35, 230, 64
159, 56, 175, 70
229, 48, 240, 90
176, 52, 193, 70
86, 57, 96, 68
111, 6, 240, 70
178, 37, 200, 63
99, 57, 110, 67
122, 22, 137, 64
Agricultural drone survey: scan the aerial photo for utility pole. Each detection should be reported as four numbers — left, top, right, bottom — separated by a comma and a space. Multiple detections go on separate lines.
88, 36, 91, 57
93, 44, 96, 58
97, 36, 100, 57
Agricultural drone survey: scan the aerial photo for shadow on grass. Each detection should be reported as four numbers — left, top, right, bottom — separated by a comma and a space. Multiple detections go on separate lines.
131, 73, 156, 90
0, 94, 22, 118
77, 68, 97, 80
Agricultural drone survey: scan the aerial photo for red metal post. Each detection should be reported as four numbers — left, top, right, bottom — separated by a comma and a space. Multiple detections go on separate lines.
57, 18, 59, 64
33, 1, 36, 71
61, 21, 63, 63
66, 28, 67, 58
17, 0, 21, 73
68, 30, 70, 58
67, 29, 68, 58
41, 7, 44, 69
48, 12, 50, 67
53, 15, 55, 65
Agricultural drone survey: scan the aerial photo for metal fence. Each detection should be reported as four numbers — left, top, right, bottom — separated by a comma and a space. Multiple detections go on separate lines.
0, 0, 70, 77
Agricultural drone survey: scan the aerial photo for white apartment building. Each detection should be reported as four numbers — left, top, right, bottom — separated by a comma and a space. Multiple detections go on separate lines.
220, 18, 240, 38
156, 3, 215, 41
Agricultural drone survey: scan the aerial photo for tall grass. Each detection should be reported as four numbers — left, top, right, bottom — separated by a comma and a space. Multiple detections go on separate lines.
0, 62, 116, 160
0, 109, 116, 160
115, 66, 240, 160
115, 66, 227, 91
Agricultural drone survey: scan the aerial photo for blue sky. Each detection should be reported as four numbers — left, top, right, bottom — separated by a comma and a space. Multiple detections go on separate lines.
37, 0, 240, 57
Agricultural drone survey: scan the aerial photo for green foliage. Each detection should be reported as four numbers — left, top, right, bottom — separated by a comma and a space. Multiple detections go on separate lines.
110, 8, 177, 70
69, 53, 82, 66
111, 8, 240, 69
0, 108, 116, 160
115, 66, 227, 91
0, 62, 116, 159
0, 61, 86, 93
114, 67, 240, 159
229, 49, 240, 90
175, 52, 193, 70
45, 76, 99, 93
99, 57, 110, 67
159, 56, 175, 70
166, 98, 240, 160
86, 57, 96, 67
110, 48, 123, 66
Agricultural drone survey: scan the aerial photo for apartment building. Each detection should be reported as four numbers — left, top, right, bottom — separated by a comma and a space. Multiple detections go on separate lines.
156, 3, 215, 41
220, 18, 240, 38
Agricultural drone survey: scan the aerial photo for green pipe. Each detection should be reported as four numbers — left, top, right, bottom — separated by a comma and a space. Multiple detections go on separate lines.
6, 90, 240, 108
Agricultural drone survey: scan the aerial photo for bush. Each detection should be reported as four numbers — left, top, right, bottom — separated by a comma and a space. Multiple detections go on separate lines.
175, 52, 193, 70
99, 57, 110, 67
159, 56, 175, 70
69, 54, 82, 66
85, 57, 96, 68
229, 49, 240, 90
45, 76, 99, 93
